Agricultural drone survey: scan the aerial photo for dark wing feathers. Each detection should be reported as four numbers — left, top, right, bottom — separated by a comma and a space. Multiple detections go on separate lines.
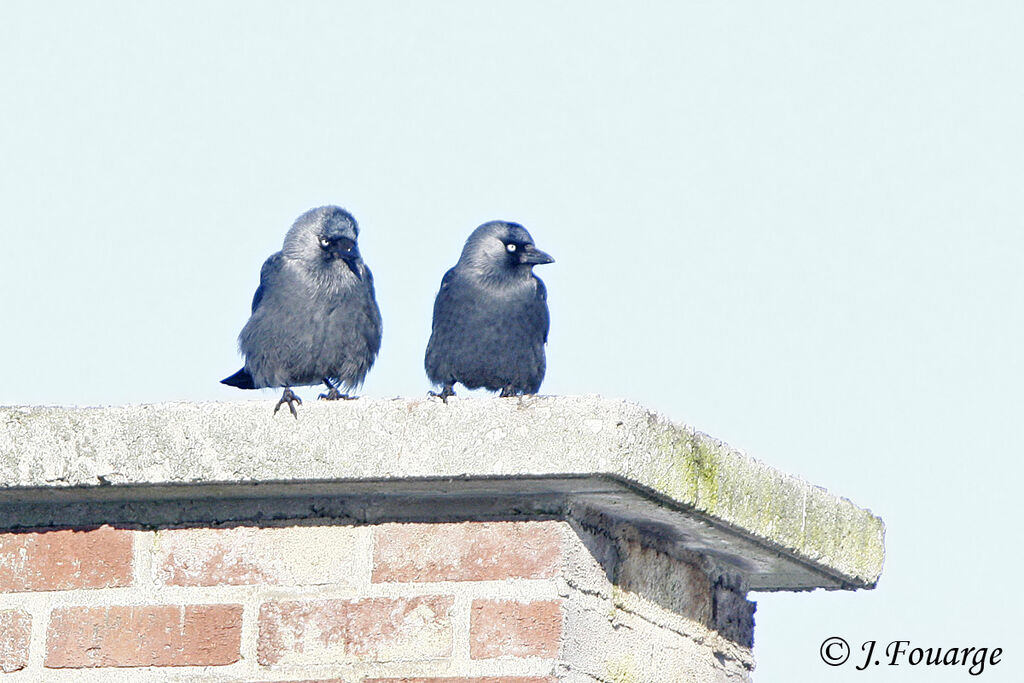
535, 277, 550, 344
250, 252, 285, 313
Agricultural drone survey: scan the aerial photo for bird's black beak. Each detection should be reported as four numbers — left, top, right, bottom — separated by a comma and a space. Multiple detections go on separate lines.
519, 244, 554, 266
343, 256, 362, 279
328, 237, 362, 279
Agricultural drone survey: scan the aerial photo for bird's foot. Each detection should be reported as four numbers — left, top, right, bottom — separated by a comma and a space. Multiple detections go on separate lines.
319, 377, 358, 400
499, 385, 519, 398
318, 387, 356, 400
273, 388, 302, 418
428, 386, 456, 404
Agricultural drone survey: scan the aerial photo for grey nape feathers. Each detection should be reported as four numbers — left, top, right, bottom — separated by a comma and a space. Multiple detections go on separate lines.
425, 220, 554, 401
221, 206, 382, 416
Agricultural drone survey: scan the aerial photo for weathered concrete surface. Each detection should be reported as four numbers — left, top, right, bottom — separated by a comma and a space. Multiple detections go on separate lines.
0, 396, 884, 591
560, 518, 755, 682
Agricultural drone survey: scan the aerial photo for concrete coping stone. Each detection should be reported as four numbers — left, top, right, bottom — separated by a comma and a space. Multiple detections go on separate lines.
0, 395, 884, 592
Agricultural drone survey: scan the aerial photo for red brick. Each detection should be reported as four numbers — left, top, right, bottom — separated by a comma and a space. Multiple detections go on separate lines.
373, 521, 561, 583
0, 526, 133, 592
45, 604, 242, 668
155, 526, 362, 587
365, 679, 556, 683
0, 609, 31, 673
259, 596, 454, 666
470, 599, 562, 659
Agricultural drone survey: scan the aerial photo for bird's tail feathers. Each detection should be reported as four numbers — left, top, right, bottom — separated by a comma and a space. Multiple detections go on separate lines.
221, 368, 256, 389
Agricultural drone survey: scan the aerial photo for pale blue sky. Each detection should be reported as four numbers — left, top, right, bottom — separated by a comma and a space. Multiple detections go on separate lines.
2, 2, 1022, 680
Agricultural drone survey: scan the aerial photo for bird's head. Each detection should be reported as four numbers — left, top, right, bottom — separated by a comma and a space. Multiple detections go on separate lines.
284, 205, 363, 279
459, 220, 554, 279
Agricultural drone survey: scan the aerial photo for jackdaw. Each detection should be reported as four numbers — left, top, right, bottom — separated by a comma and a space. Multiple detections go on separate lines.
425, 220, 554, 401
222, 206, 382, 416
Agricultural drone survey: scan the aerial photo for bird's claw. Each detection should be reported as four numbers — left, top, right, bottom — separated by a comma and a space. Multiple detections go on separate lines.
499, 385, 518, 398
274, 388, 302, 418
319, 388, 356, 401
429, 386, 456, 404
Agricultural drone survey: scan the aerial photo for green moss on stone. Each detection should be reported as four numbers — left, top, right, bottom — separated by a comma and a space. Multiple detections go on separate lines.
650, 427, 721, 514
604, 653, 641, 683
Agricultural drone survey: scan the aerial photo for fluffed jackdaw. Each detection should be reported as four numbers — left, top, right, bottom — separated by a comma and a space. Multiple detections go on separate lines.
222, 206, 382, 416
425, 220, 554, 401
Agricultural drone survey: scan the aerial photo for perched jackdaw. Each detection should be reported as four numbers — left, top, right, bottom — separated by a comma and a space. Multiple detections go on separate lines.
425, 220, 554, 401
222, 206, 382, 416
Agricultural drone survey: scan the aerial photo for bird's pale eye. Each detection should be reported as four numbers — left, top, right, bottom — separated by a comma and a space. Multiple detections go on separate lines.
506, 243, 517, 252
319, 237, 330, 248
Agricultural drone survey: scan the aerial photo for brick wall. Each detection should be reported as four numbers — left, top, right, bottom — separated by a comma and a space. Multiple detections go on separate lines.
0, 519, 753, 682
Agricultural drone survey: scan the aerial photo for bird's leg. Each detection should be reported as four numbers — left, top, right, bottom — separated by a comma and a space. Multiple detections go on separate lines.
319, 378, 357, 400
319, 378, 342, 400
273, 388, 302, 418
499, 384, 520, 398
429, 384, 456, 404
